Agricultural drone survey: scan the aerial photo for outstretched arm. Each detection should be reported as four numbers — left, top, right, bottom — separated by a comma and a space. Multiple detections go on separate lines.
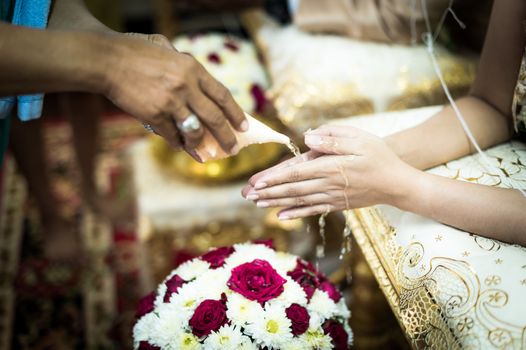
0, 0, 247, 153
0, 22, 111, 95
385, 0, 526, 170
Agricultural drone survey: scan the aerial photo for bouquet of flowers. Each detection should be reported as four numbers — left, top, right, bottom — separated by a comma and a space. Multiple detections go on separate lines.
172, 34, 269, 115
133, 241, 352, 350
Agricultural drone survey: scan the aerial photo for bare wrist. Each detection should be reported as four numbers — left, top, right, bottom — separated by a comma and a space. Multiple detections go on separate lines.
81, 32, 119, 95
387, 165, 427, 210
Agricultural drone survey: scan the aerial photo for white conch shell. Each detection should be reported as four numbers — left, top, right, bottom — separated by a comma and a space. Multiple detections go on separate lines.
195, 112, 290, 162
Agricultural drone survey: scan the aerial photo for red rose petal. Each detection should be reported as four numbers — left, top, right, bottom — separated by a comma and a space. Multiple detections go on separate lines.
202, 246, 235, 269
250, 83, 267, 113
138, 341, 161, 350
224, 40, 239, 51
207, 52, 221, 64
163, 274, 186, 302
136, 291, 156, 319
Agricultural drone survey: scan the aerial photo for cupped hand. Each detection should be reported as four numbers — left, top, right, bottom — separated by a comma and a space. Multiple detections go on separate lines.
242, 125, 417, 219
104, 34, 247, 156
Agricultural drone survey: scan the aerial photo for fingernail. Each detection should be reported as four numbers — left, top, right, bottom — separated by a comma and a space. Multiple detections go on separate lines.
246, 194, 259, 201
254, 182, 267, 190
305, 134, 322, 146
278, 214, 291, 221
230, 144, 240, 154
257, 201, 269, 208
240, 120, 249, 132
189, 150, 203, 163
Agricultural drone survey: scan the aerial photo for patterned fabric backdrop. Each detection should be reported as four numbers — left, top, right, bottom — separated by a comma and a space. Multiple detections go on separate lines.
1, 115, 149, 350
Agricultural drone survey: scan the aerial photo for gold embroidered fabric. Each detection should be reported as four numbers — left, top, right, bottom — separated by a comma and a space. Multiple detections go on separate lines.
242, 10, 475, 134
512, 48, 526, 136
341, 107, 526, 349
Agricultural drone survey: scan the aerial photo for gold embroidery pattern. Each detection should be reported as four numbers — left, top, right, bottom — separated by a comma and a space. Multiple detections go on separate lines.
387, 58, 475, 112
349, 139, 526, 349
269, 71, 374, 132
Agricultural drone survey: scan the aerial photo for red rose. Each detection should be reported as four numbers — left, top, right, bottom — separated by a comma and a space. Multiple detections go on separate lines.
250, 84, 267, 113
319, 280, 342, 303
287, 260, 320, 301
285, 303, 310, 336
138, 341, 161, 350
207, 52, 221, 64
189, 299, 228, 337
323, 320, 349, 350
136, 291, 156, 319
201, 246, 235, 269
163, 274, 186, 302
227, 259, 286, 305
252, 239, 275, 250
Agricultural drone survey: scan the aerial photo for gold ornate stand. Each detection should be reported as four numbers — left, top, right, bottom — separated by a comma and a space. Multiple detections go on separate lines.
350, 237, 410, 350
322, 213, 410, 350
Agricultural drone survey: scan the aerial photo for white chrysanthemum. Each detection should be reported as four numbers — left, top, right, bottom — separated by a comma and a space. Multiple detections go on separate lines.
175, 259, 210, 281
177, 332, 201, 350
267, 277, 307, 307
226, 292, 264, 327
245, 304, 293, 349
196, 268, 229, 300
274, 252, 299, 274
281, 337, 309, 350
224, 243, 277, 269
344, 321, 354, 346
169, 281, 205, 318
155, 283, 168, 308
301, 328, 333, 350
308, 289, 338, 320
309, 311, 323, 330
237, 336, 258, 350
203, 324, 244, 350
133, 313, 158, 348
148, 307, 186, 348
334, 298, 351, 320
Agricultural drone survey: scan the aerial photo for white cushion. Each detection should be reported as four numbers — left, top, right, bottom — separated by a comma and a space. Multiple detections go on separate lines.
251, 13, 476, 133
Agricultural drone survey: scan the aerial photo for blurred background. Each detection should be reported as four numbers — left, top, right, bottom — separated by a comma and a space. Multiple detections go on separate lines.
0, 0, 492, 349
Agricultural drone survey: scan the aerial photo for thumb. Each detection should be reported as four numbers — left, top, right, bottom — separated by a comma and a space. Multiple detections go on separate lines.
146, 34, 175, 50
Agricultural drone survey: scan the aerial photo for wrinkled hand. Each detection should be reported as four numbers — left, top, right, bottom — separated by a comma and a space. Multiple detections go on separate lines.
105, 33, 247, 156
242, 125, 415, 219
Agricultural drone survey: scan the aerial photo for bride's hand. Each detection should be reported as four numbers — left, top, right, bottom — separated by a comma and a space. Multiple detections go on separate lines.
242, 125, 418, 219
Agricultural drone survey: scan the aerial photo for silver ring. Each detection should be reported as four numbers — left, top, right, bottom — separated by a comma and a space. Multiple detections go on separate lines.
143, 123, 155, 133
179, 114, 201, 133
